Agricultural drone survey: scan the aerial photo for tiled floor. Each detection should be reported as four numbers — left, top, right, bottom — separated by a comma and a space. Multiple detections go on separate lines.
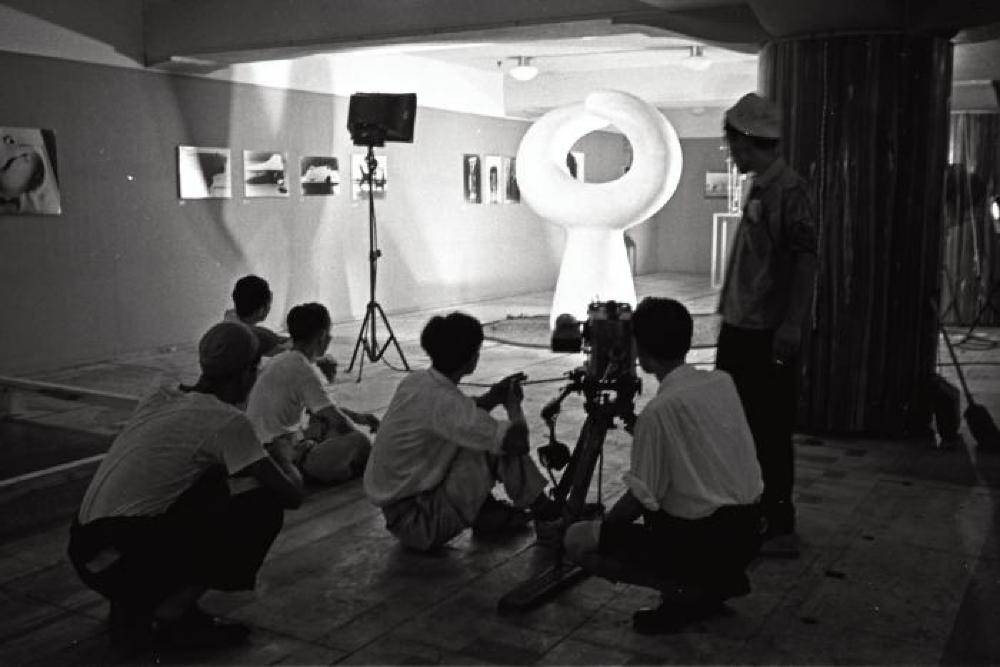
2, 272, 999, 665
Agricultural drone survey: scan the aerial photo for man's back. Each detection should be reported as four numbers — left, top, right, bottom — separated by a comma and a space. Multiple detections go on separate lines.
78, 384, 264, 523
628, 365, 763, 520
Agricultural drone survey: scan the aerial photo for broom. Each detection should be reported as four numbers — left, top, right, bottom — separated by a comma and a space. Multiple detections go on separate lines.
939, 323, 1000, 451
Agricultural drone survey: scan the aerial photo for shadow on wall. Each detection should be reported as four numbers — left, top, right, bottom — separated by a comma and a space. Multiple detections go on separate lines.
1, 0, 145, 62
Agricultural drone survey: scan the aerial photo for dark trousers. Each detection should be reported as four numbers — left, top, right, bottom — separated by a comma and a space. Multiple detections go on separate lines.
716, 323, 798, 532
68, 467, 284, 615
599, 504, 762, 599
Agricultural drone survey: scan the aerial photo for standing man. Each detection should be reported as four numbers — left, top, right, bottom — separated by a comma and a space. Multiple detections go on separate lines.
717, 93, 818, 556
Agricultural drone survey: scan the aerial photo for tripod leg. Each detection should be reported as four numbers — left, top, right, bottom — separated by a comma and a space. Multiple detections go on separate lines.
373, 302, 411, 370
348, 305, 376, 373
497, 409, 611, 612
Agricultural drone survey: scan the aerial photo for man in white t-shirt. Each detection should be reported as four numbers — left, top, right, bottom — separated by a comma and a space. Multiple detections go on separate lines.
564, 297, 764, 634
246, 302, 378, 484
67, 322, 304, 652
364, 312, 554, 552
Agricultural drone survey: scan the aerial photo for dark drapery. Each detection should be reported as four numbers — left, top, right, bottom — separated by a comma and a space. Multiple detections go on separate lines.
760, 33, 952, 435
940, 113, 1000, 326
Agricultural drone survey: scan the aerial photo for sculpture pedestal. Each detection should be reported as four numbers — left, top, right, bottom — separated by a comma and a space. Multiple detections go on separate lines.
552, 229, 635, 327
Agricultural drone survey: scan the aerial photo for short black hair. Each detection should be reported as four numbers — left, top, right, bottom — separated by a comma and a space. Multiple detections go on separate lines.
232, 275, 272, 317
420, 312, 484, 375
631, 297, 693, 361
286, 303, 331, 343
724, 122, 779, 152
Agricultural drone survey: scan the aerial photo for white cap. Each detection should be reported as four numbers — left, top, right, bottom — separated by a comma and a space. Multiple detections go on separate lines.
725, 93, 781, 140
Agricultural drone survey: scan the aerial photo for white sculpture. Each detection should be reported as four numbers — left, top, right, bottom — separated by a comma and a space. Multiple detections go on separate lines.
516, 91, 683, 327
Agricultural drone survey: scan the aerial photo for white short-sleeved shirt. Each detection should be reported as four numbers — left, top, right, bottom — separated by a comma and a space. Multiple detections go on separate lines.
78, 384, 267, 523
245, 350, 334, 444
364, 368, 510, 506
625, 364, 763, 520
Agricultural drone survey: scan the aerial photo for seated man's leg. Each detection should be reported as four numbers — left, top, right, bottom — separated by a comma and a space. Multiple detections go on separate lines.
564, 517, 730, 634
299, 431, 371, 484
382, 448, 495, 551
492, 451, 547, 509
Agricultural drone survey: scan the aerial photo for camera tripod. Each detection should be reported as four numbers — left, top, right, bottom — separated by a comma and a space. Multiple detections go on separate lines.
498, 367, 638, 612
347, 143, 410, 380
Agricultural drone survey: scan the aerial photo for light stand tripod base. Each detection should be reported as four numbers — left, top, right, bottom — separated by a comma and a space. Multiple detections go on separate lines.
497, 561, 589, 613
346, 142, 411, 381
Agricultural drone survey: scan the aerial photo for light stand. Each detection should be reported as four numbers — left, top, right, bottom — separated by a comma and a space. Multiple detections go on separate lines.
346, 138, 410, 380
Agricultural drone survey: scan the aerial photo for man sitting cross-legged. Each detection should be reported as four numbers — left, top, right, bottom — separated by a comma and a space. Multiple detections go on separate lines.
364, 312, 555, 552
246, 302, 378, 484
563, 297, 764, 634
67, 321, 304, 651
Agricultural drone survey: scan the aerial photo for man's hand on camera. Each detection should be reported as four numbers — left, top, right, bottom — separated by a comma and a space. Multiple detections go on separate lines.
503, 373, 526, 408
478, 372, 527, 411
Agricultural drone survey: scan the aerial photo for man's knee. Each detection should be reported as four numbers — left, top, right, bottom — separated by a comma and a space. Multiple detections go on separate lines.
564, 520, 601, 563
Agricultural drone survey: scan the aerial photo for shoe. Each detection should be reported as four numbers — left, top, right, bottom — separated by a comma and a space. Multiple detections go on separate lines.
154, 606, 250, 649
632, 599, 724, 635
759, 530, 801, 559
472, 496, 531, 536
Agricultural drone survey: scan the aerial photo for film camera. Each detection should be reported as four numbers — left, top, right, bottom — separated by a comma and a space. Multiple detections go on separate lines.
499, 300, 641, 612
551, 300, 638, 386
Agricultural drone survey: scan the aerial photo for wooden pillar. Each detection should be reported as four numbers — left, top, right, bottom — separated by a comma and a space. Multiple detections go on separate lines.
759, 33, 952, 435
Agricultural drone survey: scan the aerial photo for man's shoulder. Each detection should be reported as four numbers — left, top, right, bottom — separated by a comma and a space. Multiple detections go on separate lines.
652, 367, 735, 404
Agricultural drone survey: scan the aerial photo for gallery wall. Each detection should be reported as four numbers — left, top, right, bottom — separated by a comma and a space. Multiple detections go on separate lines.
0, 48, 728, 375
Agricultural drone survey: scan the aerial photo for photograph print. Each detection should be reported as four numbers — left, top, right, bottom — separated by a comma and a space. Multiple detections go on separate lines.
1, 126, 62, 215
705, 171, 729, 198
463, 153, 481, 204
503, 156, 519, 204
300, 156, 340, 196
177, 145, 231, 200
244, 151, 289, 198
351, 153, 387, 201
483, 155, 503, 204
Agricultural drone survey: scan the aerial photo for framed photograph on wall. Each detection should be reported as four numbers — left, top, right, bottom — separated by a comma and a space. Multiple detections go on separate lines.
178, 145, 231, 199
351, 153, 387, 201
0, 126, 61, 215
503, 156, 519, 204
567, 151, 585, 181
463, 154, 481, 203
705, 171, 729, 198
244, 151, 289, 198
483, 155, 503, 204
300, 156, 340, 196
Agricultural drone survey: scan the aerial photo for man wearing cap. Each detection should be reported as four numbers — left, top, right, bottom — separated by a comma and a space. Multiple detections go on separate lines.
67, 321, 304, 652
717, 92, 818, 556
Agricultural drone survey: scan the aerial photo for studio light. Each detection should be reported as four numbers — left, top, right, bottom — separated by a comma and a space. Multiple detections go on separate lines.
509, 56, 539, 81
681, 45, 712, 72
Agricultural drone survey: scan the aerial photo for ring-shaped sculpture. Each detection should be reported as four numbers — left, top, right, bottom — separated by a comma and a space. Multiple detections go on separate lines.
516, 91, 683, 327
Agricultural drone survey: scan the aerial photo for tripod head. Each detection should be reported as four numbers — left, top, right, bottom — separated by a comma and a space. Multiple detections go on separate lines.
538, 300, 640, 472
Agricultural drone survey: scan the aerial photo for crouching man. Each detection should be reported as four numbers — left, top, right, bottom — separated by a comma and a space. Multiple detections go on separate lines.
564, 298, 763, 634
67, 322, 304, 651
364, 312, 554, 552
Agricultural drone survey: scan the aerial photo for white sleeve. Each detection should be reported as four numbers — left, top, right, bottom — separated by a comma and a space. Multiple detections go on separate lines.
296, 359, 335, 414
429, 390, 507, 453
623, 411, 665, 511
217, 414, 269, 475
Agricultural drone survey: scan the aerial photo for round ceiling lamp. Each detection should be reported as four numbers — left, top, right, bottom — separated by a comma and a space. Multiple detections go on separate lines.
682, 45, 712, 72
509, 56, 539, 81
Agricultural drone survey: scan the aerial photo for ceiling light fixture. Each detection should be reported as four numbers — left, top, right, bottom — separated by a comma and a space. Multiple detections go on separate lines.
509, 56, 539, 81
681, 45, 712, 72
